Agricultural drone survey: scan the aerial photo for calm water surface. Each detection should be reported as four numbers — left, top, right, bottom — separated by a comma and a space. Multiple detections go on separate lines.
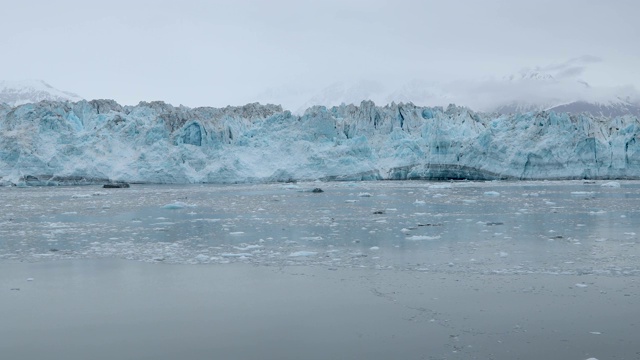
2, 180, 640, 359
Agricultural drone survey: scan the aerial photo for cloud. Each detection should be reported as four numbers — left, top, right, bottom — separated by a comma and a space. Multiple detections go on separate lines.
554, 66, 586, 79
535, 55, 604, 79
251, 56, 638, 114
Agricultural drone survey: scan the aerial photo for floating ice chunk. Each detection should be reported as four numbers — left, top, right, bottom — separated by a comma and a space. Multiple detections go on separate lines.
483, 191, 500, 196
234, 244, 263, 251
400, 228, 411, 233
229, 231, 245, 235
300, 236, 323, 241
589, 210, 606, 215
406, 235, 441, 241
575, 283, 588, 288
358, 192, 372, 197
27, 278, 34, 281
289, 251, 318, 257
369, 246, 380, 250
601, 181, 620, 188
428, 183, 452, 190
499, 251, 509, 258
345, 199, 358, 203
589, 332, 601, 335
220, 253, 253, 257
162, 202, 193, 209
194, 254, 210, 262
571, 191, 594, 195
282, 184, 300, 189
71, 194, 92, 198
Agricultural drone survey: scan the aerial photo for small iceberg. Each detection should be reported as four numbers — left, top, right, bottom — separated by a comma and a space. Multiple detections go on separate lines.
289, 251, 318, 257
220, 253, 253, 258
162, 202, 194, 210
428, 183, 452, 190
405, 235, 441, 241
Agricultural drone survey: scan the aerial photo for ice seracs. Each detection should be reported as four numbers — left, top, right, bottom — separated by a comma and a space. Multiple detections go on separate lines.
1, 99, 640, 185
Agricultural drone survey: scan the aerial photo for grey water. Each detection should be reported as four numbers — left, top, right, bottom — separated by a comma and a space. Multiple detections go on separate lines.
1, 180, 640, 275
2, 180, 640, 360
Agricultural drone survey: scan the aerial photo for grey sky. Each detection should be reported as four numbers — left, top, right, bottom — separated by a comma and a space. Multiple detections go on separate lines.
2, 0, 639, 110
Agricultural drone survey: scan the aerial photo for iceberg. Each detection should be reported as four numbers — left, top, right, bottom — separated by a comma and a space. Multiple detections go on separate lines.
1, 99, 640, 185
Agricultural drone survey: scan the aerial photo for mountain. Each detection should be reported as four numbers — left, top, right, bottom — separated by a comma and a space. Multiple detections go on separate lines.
0, 80, 83, 106
490, 70, 640, 116
547, 100, 640, 118
1, 100, 639, 186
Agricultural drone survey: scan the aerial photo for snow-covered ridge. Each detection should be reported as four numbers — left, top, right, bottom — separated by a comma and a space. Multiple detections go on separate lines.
1, 99, 639, 185
0, 80, 83, 107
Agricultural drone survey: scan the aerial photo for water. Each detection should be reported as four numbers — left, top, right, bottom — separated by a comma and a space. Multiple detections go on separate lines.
2, 180, 640, 359
1, 180, 639, 276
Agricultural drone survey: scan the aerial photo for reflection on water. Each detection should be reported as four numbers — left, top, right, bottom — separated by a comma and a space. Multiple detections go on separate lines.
1, 180, 639, 275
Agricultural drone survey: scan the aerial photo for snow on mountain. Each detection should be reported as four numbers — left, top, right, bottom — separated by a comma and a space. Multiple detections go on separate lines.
1, 100, 639, 186
490, 69, 640, 116
0, 80, 83, 106
547, 100, 640, 118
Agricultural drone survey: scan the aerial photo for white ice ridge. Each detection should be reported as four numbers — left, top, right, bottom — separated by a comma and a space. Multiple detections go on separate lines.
1, 99, 639, 185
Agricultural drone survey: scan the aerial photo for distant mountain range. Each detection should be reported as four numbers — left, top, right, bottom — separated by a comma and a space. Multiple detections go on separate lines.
0, 80, 82, 106
490, 70, 640, 117
493, 99, 640, 117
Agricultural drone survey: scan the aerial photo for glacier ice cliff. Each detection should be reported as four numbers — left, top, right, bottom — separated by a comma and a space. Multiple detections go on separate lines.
1, 99, 639, 185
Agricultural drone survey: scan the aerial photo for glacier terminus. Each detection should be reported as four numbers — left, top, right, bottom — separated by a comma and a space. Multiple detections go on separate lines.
1, 99, 639, 186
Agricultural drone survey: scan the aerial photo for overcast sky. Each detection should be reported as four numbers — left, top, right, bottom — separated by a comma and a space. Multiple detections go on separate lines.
2, 0, 639, 110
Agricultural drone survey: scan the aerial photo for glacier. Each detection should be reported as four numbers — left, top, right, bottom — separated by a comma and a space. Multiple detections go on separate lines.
1, 99, 639, 185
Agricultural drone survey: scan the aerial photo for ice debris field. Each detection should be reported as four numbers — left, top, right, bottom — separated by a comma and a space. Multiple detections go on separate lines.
1, 100, 640, 186
1, 180, 639, 276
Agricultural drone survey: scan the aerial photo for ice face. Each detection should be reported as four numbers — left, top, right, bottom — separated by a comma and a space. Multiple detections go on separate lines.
1, 100, 639, 185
